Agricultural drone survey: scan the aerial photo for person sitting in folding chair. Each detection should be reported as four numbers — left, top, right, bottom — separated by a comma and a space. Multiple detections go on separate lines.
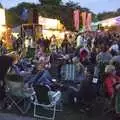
0, 53, 19, 109
26, 61, 61, 102
9, 58, 34, 77
5, 74, 34, 114
63, 78, 97, 111
72, 57, 86, 82
33, 84, 61, 120
26, 62, 52, 85
29, 63, 62, 118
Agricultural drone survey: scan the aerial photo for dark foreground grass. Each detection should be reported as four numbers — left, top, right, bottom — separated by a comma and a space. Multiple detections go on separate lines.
0, 100, 116, 120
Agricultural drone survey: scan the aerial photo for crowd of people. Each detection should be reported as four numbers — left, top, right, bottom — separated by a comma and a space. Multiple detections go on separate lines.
0, 30, 120, 115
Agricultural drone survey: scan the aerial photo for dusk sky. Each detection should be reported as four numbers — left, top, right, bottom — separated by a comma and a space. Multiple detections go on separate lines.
1, 0, 120, 13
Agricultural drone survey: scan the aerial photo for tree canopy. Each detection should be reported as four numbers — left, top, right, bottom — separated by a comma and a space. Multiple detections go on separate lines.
97, 9, 120, 20
5, 1, 120, 30
0, 3, 3, 8
6, 1, 75, 30
65, 1, 80, 9
40, 0, 62, 5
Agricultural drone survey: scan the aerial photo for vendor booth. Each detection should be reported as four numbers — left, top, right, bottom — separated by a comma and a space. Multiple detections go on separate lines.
21, 24, 42, 48
39, 16, 65, 40
21, 24, 42, 40
92, 16, 120, 31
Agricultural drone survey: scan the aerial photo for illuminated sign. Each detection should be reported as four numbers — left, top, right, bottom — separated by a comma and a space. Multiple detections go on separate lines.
39, 16, 60, 29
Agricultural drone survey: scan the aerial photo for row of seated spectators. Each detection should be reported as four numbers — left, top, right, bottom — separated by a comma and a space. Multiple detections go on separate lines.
8, 45, 120, 109
0, 31, 120, 111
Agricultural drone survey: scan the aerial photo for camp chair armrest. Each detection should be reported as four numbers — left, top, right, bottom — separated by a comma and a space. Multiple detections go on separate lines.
23, 88, 35, 97
34, 102, 55, 107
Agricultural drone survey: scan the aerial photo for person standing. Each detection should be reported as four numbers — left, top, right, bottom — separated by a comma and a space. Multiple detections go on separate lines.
61, 34, 71, 54
37, 34, 45, 48
44, 37, 50, 52
109, 41, 119, 55
76, 34, 82, 48
49, 35, 58, 53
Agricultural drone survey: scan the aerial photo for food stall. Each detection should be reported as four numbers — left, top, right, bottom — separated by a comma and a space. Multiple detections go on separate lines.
21, 24, 42, 39
92, 16, 120, 31
21, 24, 42, 48
38, 16, 65, 46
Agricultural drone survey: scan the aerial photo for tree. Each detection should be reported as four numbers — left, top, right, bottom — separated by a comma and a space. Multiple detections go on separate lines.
97, 11, 118, 21
0, 3, 3, 8
82, 7, 90, 12
65, 1, 80, 9
117, 8, 120, 13
6, 10, 23, 26
97, 9, 120, 21
40, 0, 61, 5
6, 2, 34, 26
6, 1, 95, 31
93, 14, 98, 22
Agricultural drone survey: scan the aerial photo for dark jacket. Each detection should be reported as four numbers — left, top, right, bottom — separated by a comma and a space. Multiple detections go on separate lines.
0, 55, 13, 81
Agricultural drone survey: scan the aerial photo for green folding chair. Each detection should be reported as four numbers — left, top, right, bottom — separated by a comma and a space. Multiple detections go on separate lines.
5, 74, 34, 114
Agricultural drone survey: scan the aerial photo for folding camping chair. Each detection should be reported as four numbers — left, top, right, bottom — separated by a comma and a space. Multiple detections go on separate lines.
60, 63, 77, 83
33, 84, 62, 120
5, 74, 34, 114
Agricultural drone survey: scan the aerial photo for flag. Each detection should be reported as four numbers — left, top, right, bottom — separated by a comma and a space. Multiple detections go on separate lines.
86, 13, 92, 31
81, 12, 87, 31
73, 10, 80, 31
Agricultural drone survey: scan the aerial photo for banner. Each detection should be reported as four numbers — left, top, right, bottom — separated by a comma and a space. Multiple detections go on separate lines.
81, 12, 87, 31
39, 16, 59, 29
73, 10, 80, 31
86, 13, 92, 31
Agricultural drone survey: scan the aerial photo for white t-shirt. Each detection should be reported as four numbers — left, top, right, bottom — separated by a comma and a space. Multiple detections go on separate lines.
76, 35, 82, 47
25, 39, 30, 48
91, 38, 95, 49
110, 44, 119, 53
